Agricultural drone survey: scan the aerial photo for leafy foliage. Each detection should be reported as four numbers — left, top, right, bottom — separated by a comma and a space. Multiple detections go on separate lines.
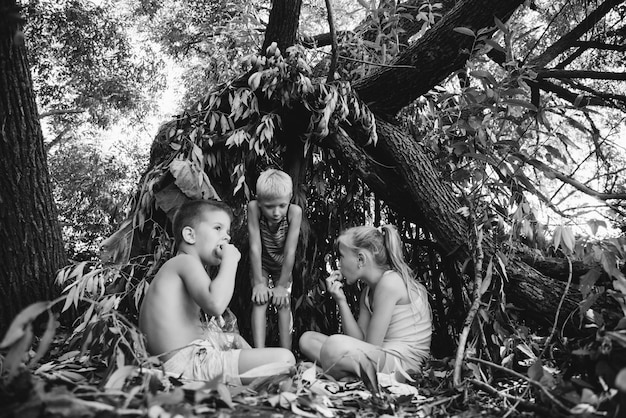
49, 139, 147, 260
3, 0, 626, 416
24, 0, 165, 129
136, 0, 268, 107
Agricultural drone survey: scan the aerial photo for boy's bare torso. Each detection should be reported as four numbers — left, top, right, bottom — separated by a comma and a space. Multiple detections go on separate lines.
139, 256, 206, 360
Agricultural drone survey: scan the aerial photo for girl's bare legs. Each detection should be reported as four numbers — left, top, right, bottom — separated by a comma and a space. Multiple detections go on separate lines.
251, 303, 267, 347
299, 331, 329, 364
277, 305, 293, 349
238, 348, 296, 385
319, 334, 387, 379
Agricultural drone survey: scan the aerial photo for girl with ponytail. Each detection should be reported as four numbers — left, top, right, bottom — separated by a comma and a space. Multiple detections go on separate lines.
299, 224, 431, 379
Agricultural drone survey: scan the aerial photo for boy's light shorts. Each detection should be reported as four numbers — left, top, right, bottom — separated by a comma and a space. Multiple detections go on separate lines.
163, 339, 242, 385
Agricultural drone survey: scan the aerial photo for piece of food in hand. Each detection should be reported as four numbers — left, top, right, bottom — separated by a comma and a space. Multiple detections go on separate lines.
324, 254, 336, 274
328, 270, 344, 284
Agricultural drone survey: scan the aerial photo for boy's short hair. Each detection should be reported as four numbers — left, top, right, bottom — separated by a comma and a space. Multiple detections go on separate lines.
256, 169, 293, 200
172, 199, 233, 247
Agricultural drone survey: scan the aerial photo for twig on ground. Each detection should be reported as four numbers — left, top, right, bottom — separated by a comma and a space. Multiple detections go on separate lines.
468, 378, 554, 416
467, 357, 573, 414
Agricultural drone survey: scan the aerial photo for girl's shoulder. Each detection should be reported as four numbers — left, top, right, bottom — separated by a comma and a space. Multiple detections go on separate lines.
373, 271, 406, 297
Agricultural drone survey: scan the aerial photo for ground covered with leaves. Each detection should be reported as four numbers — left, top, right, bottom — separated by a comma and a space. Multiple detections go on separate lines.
2, 319, 625, 418
0, 348, 526, 417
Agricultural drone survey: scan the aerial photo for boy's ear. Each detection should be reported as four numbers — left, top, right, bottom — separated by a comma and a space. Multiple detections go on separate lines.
181, 226, 196, 244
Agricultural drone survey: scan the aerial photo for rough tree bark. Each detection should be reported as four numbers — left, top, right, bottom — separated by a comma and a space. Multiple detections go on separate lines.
262, 0, 303, 53
0, 0, 66, 334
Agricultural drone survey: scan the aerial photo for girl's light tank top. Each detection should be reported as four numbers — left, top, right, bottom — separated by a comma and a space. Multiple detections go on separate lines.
364, 272, 432, 372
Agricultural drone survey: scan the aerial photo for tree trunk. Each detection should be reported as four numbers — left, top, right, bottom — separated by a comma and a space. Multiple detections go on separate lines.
518, 253, 607, 285
0, 1, 67, 334
262, 0, 302, 53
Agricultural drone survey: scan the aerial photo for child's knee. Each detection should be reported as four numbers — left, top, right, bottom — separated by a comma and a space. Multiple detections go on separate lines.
252, 303, 268, 311
299, 331, 314, 347
277, 306, 292, 316
320, 335, 349, 364
275, 348, 296, 365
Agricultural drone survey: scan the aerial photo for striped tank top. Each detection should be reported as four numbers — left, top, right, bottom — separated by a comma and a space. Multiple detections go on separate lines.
259, 206, 290, 276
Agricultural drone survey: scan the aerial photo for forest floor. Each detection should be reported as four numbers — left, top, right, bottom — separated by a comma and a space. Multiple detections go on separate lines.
1, 354, 554, 418
2, 323, 624, 417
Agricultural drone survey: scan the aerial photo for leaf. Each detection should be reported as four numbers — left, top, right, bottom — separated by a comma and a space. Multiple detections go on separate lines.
0, 301, 49, 348
565, 115, 589, 133
587, 219, 606, 236
154, 182, 186, 220
561, 227, 575, 254
502, 99, 537, 111
470, 70, 497, 85
216, 383, 234, 408
615, 368, 626, 392
456, 206, 470, 217
392, 356, 415, 382
601, 251, 623, 280
248, 72, 262, 91
4, 323, 34, 378
105, 365, 137, 390
150, 387, 186, 405
484, 39, 505, 52
580, 268, 602, 299
552, 226, 562, 251
169, 159, 219, 201
556, 132, 580, 149
358, 353, 380, 394
480, 259, 493, 295
528, 359, 544, 381
453, 27, 475, 37
494, 16, 508, 34
28, 312, 57, 367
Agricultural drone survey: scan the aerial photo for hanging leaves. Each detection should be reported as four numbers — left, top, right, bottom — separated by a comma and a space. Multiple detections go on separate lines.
169, 159, 219, 200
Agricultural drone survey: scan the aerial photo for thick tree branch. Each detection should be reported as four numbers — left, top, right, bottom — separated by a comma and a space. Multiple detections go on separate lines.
516, 153, 626, 201
537, 69, 626, 80
530, 0, 624, 68
556, 41, 626, 69
572, 40, 626, 51
44, 126, 71, 152
488, 47, 624, 109
328, 117, 471, 260
302, 0, 457, 48
353, 0, 525, 116
560, 78, 626, 108
39, 108, 85, 118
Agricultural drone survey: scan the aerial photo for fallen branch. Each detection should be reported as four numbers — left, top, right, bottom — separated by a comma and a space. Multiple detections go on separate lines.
468, 378, 554, 416
466, 357, 573, 414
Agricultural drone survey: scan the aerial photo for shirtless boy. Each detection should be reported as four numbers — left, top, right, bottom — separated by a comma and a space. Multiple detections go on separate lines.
139, 199, 295, 385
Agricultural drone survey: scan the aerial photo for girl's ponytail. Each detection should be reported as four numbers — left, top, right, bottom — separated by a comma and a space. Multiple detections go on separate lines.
381, 225, 430, 324
380, 224, 414, 285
